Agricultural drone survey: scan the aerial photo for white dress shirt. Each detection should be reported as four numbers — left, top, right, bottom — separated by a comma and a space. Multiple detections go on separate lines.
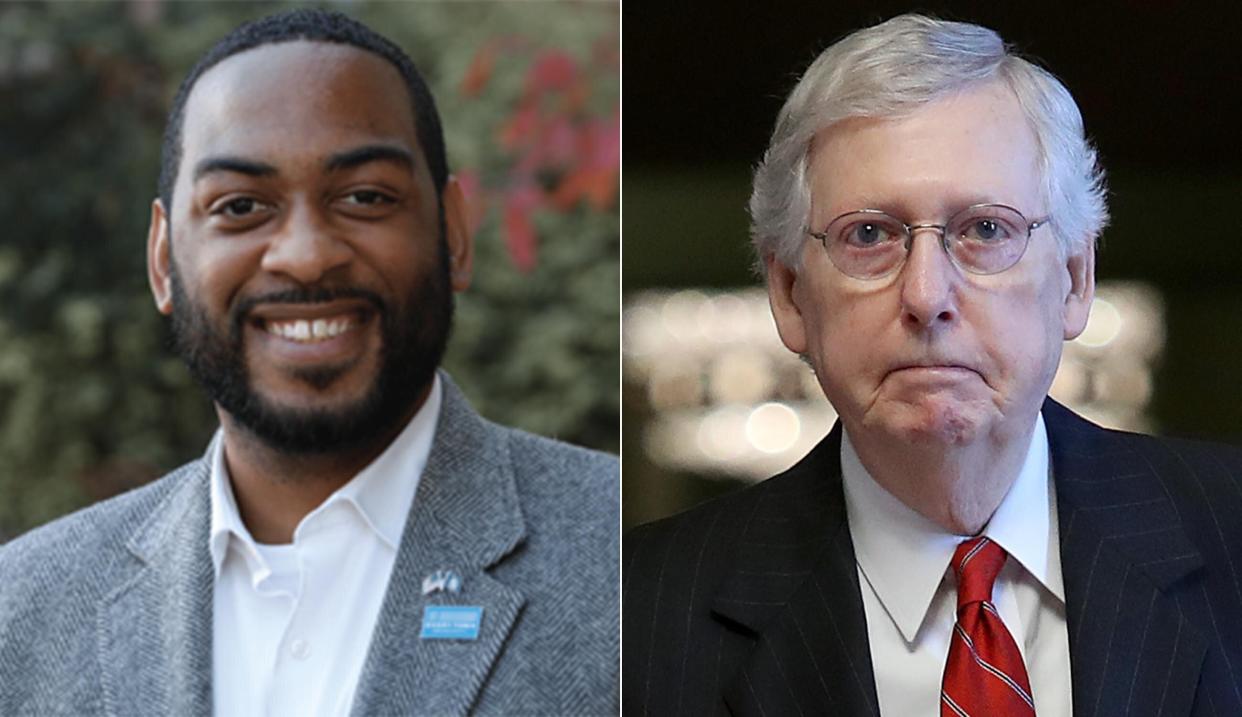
840, 412, 1072, 716
208, 376, 442, 717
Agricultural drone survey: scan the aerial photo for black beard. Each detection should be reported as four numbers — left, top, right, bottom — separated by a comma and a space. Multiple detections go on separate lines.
167, 247, 452, 456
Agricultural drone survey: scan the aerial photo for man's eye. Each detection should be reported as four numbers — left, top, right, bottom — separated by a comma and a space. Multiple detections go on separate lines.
212, 197, 267, 218
842, 222, 898, 247
344, 190, 395, 206
961, 218, 1013, 243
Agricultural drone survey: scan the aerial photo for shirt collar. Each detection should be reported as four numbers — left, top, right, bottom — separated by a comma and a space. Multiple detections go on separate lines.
208, 374, 442, 579
840, 410, 1061, 644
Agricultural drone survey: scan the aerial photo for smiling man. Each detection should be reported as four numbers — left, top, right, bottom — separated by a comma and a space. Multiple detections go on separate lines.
0, 9, 617, 716
624, 14, 1242, 717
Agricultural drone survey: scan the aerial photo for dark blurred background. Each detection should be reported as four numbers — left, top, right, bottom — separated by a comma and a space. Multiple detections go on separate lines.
623, 1, 1242, 528
0, 0, 618, 540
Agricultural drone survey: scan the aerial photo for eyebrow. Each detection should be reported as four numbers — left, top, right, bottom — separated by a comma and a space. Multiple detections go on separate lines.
190, 144, 416, 185
324, 145, 416, 173
192, 156, 278, 183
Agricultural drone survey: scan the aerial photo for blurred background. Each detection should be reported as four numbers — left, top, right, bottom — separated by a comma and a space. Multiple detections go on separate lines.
623, 1, 1242, 528
0, 0, 618, 541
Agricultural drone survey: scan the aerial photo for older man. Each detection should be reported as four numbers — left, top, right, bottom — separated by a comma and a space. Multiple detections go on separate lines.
0, 9, 616, 716
624, 14, 1242, 717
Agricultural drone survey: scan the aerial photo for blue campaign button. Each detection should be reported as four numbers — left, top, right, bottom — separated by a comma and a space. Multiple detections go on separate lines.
420, 605, 484, 640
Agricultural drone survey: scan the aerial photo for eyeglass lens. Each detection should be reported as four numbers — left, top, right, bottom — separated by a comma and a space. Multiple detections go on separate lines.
822, 205, 1031, 279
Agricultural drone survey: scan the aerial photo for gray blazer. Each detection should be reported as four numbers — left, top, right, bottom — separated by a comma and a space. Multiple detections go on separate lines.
0, 375, 618, 716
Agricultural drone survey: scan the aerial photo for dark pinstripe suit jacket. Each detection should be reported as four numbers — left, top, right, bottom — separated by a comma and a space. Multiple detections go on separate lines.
624, 399, 1242, 716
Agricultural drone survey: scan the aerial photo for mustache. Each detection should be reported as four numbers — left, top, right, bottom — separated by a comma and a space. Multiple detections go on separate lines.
236, 287, 385, 314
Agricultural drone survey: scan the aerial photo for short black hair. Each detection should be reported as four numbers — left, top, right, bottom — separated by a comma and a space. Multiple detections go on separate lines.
158, 8, 447, 213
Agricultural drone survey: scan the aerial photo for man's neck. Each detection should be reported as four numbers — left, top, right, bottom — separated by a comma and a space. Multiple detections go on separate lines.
845, 420, 1037, 536
217, 401, 423, 545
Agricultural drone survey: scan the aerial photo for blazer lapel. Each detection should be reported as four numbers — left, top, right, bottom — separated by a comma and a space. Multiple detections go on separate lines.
97, 461, 214, 717
714, 427, 880, 717
1045, 400, 1207, 717
350, 376, 527, 717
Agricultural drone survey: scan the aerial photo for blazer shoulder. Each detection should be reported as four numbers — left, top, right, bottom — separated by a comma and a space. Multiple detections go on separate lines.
0, 462, 200, 597
481, 425, 619, 713
486, 424, 618, 573
1096, 424, 1242, 496
623, 462, 811, 598
502, 426, 618, 516
1133, 429, 1242, 466
1055, 414, 1242, 577
1048, 400, 1242, 500
0, 460, 204, 703
626, 476, 758, 550
504, 426, 618, 478
1123, 429, 1242, 514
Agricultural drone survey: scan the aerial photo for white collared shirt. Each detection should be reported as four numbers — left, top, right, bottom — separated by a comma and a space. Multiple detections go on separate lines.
208, 376, 442, 717
841, 411, 1072, 717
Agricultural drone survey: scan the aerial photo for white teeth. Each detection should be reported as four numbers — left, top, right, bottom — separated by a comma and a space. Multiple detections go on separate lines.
265, 316, 354, 342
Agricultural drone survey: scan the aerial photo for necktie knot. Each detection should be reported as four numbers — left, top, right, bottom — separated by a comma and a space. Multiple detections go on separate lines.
951, 536, 1007, 609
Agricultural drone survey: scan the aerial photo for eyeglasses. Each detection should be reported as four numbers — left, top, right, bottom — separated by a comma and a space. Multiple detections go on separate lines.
805, 203, 1051, 280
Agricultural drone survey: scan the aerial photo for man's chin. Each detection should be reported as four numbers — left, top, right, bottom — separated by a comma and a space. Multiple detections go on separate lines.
247, 394, 371, 421
224, 388, 392, 456
864, 397, 994, 448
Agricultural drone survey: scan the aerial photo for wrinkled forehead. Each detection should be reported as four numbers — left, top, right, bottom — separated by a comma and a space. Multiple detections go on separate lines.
805, 81, 1044, 215
178, 41, 421, 176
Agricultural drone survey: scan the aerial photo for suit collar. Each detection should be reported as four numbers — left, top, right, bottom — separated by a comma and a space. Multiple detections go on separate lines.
1044, 398, 1208, 717
712, 426, 881, 717
350, 373, 527, 717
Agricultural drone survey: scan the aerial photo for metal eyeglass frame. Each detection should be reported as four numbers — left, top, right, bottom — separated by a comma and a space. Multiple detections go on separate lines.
805, 203, 1052, 279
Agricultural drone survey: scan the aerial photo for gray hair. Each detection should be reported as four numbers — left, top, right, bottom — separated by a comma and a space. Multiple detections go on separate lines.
749, 14, 1108, 272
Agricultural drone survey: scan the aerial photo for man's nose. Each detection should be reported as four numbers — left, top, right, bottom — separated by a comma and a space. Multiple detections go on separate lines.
260, 203, 352, 284
898, 227, 959, 329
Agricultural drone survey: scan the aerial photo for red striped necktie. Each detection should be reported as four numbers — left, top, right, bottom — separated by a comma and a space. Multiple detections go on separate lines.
940, 536, 1036, 717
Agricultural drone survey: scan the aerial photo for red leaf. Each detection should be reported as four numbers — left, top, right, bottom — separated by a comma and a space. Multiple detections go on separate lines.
551, 168, 616, 211
526, 51, 578, 96
460, 42, 497, 97
584, 110, 620, 171
498, 104, 538, 151
583, 169, 617, 211
536, 116, 577, 168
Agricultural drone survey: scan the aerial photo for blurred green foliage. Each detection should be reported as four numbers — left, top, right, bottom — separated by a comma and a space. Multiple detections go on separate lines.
0, 0, 618, 539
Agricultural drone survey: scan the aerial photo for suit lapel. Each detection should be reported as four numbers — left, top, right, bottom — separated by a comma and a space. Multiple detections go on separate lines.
708, 402, 1211, 717
97, 461, 214, 717
350, 376, 527, 717
714, 427, 880, 717
1045, 400, 1207, 717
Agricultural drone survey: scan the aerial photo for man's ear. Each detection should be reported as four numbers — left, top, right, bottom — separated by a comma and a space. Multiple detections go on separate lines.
766, 253, 809, 355
147, 199, 174, 316
1061, 239, 1096, 340
442, 175, 474, 292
